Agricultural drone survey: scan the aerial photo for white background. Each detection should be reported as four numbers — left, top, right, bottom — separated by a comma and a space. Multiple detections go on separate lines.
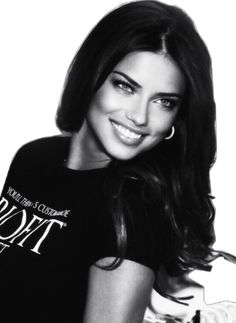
0, 0, 235, 303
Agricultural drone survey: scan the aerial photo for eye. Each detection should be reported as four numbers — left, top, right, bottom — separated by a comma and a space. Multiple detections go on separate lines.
112, 78, 135, 94
154, 98, 178, 110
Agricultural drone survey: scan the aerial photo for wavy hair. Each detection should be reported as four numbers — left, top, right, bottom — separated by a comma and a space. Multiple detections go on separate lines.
56, 0, 235, 303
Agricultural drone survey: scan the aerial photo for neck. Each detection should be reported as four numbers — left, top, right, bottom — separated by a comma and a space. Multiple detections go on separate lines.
65, 122, 111, 170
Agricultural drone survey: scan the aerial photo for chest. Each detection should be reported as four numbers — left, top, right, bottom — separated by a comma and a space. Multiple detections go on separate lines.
0, 167, 109, 276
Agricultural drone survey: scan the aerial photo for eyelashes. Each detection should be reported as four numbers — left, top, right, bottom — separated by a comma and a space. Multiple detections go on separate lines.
154, 98, 179, 109
111, 77, 179, 110
112, 78, 135, 94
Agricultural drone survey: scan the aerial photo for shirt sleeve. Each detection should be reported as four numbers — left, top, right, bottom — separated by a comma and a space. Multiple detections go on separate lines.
88, 180, 162, 272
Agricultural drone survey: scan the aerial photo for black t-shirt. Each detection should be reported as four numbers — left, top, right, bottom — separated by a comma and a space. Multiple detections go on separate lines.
0, 135, 161, 322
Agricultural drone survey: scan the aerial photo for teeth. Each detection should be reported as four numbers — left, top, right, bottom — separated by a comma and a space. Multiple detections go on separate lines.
112, 122, 142, 139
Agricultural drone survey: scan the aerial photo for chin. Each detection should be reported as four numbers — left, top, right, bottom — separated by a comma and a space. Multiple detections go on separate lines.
106, 148, 139, 162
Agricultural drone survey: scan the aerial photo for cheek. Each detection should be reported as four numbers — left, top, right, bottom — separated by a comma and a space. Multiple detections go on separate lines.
92, 84, 127, 114
149, 110, 178, 135
90, 91, 107, 113
87, 90, 120, 128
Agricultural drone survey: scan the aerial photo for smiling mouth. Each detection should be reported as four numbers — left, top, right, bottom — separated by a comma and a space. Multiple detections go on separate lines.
111, 121, 145, 142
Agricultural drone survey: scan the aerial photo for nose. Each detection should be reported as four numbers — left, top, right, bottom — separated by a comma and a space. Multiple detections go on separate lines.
125, 98, 148, 126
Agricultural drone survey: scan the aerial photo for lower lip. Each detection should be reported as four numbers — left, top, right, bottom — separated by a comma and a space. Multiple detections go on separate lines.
110, 121, 144, 146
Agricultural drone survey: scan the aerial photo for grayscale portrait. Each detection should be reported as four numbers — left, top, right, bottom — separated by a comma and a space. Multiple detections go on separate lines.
0, 1, 235, 322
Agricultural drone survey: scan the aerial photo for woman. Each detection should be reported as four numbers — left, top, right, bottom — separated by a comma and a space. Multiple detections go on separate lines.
0, 1, 235, 322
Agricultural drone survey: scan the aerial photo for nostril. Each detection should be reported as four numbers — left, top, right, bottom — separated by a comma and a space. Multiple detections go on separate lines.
125, 111, 148, 126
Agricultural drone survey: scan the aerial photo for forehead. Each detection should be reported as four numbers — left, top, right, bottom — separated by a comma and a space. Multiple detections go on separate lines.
113, 51, 186, 94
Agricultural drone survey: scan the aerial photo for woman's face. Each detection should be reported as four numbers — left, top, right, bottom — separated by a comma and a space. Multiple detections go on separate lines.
84, 51, 186, 161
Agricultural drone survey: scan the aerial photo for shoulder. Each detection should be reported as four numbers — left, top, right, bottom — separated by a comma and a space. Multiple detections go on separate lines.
11, 134, 71, 168
16, 134, 70, 157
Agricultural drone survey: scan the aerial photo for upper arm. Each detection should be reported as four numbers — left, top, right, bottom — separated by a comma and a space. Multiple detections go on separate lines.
83, 257, 155, 323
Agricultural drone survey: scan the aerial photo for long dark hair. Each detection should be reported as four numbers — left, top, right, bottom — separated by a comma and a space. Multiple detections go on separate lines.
56, 0, 235, 302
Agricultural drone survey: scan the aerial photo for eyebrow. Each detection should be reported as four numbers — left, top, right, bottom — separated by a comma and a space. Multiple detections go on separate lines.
112, 70, 183, 99
112, 71, 142, 88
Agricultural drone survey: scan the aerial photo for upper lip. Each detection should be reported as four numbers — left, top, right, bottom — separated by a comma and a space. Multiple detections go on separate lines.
110, 119, 148, 136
